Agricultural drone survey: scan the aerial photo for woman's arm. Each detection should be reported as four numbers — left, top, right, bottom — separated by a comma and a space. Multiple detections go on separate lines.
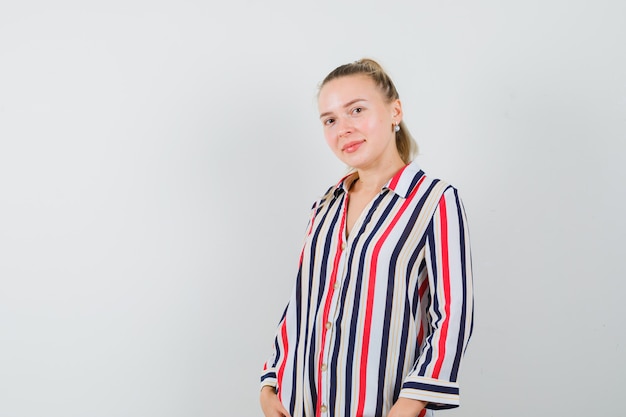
387, 397, 427, 417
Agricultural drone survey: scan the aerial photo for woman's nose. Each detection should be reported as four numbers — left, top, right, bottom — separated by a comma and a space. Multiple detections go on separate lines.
336, 118, 353, 137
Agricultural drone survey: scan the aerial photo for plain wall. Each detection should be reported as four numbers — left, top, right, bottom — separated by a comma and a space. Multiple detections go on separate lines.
1, 1, 625, 416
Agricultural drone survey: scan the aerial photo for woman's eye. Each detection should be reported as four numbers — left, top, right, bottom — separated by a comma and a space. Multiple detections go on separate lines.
352, 107, 363, 115
324, 118, 335, 126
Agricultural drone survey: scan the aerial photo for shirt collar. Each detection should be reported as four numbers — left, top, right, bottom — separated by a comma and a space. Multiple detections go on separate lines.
333, 160, 424, 199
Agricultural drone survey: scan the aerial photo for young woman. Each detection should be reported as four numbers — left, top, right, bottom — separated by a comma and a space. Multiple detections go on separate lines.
260, 59, 474, 417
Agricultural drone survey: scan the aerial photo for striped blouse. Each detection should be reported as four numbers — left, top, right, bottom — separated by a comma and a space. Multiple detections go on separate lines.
261, 161, 474, 417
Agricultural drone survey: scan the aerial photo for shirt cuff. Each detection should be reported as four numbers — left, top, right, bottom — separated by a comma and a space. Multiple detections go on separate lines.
399, 376, 460, 410
260, 372, 277, 391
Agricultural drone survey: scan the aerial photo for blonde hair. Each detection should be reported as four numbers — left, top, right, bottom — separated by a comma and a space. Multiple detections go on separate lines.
319, 58, 418, 163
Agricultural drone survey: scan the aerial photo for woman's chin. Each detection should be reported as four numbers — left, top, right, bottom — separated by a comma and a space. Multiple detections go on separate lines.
338, 153, 369, 170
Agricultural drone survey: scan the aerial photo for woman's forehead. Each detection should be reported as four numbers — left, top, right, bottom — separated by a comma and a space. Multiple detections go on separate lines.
318, 75, 382, 109
320, 74, 376, 94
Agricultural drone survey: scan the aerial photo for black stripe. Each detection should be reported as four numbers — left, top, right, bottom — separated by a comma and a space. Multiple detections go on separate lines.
418, 220, 438, 376
260, 372, 276, 383
402, 381, 459, 396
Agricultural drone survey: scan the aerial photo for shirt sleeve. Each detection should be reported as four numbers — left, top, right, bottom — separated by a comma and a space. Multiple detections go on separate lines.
260, 303, 289, 390
399, 186, 474, 409
260, 195, 326, 391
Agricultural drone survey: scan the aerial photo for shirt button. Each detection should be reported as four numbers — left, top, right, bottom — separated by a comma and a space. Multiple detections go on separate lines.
334, 281, 340, 290
321, 363, 328, 371
321, 405, 328, 413
325, 321, 332, 330
341, 242, 346, 250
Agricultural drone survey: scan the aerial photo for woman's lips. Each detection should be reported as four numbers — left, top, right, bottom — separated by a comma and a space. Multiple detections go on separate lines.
342, 140, 365, 153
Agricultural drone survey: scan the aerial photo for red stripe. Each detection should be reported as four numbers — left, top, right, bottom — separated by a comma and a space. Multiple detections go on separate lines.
432, 196, 451, 378
276, 319, 289, 401
417, 279, 428, 345
355, 176, 425, 417
418, 278, 429, 299
418, 409, 427, 417
388, 164, 409, 190
417, 324, 424, 348
315, 195, 348, 417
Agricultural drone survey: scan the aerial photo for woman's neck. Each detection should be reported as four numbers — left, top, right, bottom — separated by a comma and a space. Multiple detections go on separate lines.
354, 158, 406, 193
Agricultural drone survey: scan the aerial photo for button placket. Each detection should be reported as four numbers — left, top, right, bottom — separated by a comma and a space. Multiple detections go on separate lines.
319, 195, 352, 416
319, 237, 352, 416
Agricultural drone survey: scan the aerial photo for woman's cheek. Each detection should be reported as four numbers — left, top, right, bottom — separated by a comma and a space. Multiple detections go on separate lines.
324, 131, 339, 151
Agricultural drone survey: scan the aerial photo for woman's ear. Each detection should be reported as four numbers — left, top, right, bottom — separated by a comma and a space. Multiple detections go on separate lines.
391, 99, 403, 121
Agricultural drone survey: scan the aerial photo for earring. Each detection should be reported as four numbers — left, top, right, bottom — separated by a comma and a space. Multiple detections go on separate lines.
394, 123, 400, 133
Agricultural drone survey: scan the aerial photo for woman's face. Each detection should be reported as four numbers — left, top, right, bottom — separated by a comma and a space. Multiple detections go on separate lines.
318, 74, 402, 171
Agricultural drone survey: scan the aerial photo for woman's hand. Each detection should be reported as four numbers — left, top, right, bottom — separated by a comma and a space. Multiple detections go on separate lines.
260, 386, 291, 417
387, 397, 427, 417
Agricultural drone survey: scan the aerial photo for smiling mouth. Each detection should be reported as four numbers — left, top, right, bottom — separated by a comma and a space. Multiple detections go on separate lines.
342, 140, 365, 153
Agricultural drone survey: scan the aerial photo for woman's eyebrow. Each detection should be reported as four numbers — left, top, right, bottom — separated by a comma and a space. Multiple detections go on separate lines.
319, 98, 366, 119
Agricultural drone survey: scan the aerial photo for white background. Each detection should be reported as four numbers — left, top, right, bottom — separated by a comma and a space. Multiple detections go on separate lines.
1, 1, 625, 416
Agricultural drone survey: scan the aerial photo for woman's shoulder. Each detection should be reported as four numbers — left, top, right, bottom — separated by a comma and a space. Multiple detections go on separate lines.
311, 171, 357, 207
408, 162, 461, 193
